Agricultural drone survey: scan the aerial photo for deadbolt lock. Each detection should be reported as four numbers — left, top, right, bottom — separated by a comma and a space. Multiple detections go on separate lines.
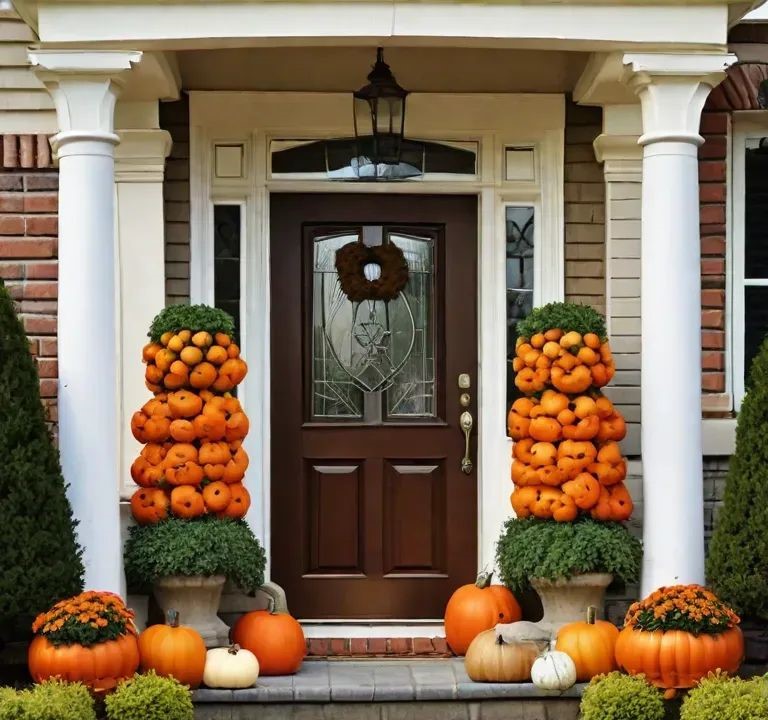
458, 373, 471, 389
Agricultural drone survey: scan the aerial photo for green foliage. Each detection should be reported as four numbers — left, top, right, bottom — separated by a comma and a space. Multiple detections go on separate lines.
0, 280, 83, 643
148, 304, 235, 342
516, 301, 606, 339
124, 516, 266, 593
495, 517, 642, 593
707, 336, 768, 621
105, 672, 193, 720
580, 672, 665, 720
680, 673, 768, 720
0, 680, 96, 720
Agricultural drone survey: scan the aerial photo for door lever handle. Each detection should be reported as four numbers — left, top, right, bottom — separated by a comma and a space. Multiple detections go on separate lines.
460, 410, 473, 475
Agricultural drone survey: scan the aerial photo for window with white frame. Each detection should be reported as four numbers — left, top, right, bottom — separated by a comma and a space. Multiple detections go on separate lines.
733, 130, 768, 405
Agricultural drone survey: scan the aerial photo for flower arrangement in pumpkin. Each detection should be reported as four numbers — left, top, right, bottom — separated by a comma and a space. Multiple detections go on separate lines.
129, 305, 251, 523
507, 302, 633, 523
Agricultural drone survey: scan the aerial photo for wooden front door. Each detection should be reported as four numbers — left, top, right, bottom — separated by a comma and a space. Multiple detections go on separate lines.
270, 193, 478, 620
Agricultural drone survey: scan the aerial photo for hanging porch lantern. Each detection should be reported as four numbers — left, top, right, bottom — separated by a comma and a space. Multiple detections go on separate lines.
353, 48, 409, 174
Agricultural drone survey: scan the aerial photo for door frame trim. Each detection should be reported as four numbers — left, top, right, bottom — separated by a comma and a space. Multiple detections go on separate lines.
189, 92, 565, 620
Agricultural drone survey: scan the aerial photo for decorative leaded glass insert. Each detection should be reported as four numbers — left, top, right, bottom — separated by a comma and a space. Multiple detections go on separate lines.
311, 226, 437, 422
213, 204, 241, 342
506, 206, 534, 408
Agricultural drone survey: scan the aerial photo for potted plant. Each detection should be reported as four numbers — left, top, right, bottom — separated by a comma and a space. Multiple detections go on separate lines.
124, 516, 265, 646
496, 517, 642, 633
707, 337, 768, 665
615, 584, 744, 692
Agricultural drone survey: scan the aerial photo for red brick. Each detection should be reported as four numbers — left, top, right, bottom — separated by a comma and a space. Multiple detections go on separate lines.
702, 309, 724, 329
0, 263, 22, 279
702, 351, 725, 371
22, 315, 56, 334
307, 638, 330, 657
0, 216, 25, 235
0, 175, 23, 191
701, 235, 725, 256
699, 135, 727, 160
26, 262, 57, 279
26, 216, 57, 236
0, 193, 23, 212
20, 299, 56, 314
702, 373, 725, 392
701, 258, 725, 275
700, 223, 726, 236
23, 193, 58, 213
431, 637, 449, 655
39, 378, 57, 398
388, 638, 412, 655
700, 112, 728, 135
43, 400, 58, 422
700, 205, 725, 225
413, 638, 434, 655
36, 358, 57, 378
0, 238, 56, 258
27, 337, 39, 355
702, 330, 725, 349
39, 338, 57, 356
24, 174, 57, 191
20, 281, 57, 299
699, 161, 726, 182
367, 638, 387, 655
329, 639, 350, 656
700, 184, 726, 204
701, 289, 725, 308
350, 638, 368, 655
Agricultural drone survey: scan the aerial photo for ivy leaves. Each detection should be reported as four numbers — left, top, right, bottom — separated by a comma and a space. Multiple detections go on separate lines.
517, 302, 607, 339
148, 305, 235, 342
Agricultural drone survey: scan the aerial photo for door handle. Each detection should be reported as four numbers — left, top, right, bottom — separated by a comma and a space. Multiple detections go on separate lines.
460, 410, 473, 475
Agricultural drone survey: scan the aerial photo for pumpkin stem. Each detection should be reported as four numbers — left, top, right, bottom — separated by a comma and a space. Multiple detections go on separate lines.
260, 582, 290, 615
166, 609, 180, 628
495, 634, 505, 646
228, 643, 241, 655
476, 571, 494, 589
587, 606, 596, 625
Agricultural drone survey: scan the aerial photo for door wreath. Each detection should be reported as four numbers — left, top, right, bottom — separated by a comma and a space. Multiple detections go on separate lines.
335, 240, 409, 302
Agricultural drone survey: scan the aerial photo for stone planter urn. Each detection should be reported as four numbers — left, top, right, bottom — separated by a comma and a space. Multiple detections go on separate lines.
531, 573, 613, 635
153, 575, 229, 647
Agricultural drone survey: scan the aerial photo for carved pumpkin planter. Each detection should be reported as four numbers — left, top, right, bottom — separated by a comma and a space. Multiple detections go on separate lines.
444, 572, 522, 656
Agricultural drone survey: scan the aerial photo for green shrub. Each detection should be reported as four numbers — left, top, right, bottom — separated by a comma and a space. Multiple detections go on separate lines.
495, 517, 642, 593
0, 280, 83, 643
0, 680, 96, 720
124, 516, 266, 593
148, 304, 235, 342
516, 301, 606, 339
707, 337, 768, 621
105, 671, 193, 720
580, 672, 665, 720
680, 673, 768, 720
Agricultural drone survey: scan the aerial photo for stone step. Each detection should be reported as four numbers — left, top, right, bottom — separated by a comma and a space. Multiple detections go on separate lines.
193, 659, 583, 720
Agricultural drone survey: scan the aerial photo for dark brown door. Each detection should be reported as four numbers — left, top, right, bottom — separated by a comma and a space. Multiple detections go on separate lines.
270, 193, 478, 619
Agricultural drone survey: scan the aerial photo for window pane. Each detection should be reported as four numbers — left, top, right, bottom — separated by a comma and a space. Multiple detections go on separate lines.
506, 207, 535, 411
745, 145, 768, 279
745, 286, 768, 384
213, 205, 241, 342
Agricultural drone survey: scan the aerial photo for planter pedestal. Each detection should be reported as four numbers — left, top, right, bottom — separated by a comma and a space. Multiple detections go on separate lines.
153, 575, 229, 647
531, 573, 613, 635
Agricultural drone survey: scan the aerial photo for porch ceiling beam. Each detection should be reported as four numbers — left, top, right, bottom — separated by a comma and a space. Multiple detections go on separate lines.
21, 1, 733, 51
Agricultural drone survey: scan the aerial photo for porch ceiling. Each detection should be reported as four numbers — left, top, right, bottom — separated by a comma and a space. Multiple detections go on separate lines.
177, 47, 588, 94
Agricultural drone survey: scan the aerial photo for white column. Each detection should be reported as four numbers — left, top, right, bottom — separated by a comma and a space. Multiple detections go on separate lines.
622, 53, 734, 595
30, 50, 142, 594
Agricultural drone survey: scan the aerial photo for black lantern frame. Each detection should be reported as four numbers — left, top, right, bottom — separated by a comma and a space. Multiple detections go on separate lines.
353, 48, 409, 176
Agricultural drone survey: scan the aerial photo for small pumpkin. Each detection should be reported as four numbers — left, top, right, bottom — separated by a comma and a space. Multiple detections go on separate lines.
203, 481, 232, 512
444, 572, 522, 656
167, 390, 203, 419
530, 647, 577, 691
231, 589, 306, 675
464, 629, 542, 683
555, 606, 619, 681
217, 483, 250, 519
203, 644, 259, 688
139, 609, 207, 688
170, 486, 206, 519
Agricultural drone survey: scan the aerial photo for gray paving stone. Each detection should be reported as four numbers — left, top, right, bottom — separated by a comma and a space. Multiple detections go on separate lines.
329, 663, 376, 701
372, 663, 417, 701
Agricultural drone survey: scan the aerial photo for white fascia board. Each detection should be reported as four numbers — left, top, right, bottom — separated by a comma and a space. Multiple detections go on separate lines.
743, 1, 768, 20
36, 2, 728, 49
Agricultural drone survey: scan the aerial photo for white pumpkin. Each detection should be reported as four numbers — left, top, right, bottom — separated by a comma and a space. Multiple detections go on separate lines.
203, 644, 260, 689
530, 648, 577, 692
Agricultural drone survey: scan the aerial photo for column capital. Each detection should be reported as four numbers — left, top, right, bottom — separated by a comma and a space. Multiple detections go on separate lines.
593, 134, 642, 182
622, 53, 736, 146
29, 50, 142, 155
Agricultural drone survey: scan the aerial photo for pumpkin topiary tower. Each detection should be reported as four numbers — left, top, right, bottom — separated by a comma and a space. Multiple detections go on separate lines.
0, 280, 83, 644
707, 336, 768, 621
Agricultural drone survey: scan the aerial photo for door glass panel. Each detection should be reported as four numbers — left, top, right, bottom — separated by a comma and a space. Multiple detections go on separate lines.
310, 226, 437, 422
505, 206, 535, 410
213, 204, 241, 342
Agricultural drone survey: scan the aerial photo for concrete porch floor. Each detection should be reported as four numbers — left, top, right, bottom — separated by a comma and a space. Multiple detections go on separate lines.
193, 658, 584, 719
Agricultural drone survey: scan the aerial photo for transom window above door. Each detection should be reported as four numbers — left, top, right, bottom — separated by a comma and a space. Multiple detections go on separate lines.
308, 225, 441, 424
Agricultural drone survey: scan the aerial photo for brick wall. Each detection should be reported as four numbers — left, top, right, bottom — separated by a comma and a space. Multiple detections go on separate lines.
0, 134, 58, 431
160, 97, 191, 305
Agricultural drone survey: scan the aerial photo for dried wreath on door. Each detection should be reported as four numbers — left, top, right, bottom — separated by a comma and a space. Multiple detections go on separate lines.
334, 239, 409, 302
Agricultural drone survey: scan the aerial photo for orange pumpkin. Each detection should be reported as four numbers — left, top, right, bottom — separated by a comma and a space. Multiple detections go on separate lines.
138, 610, 207, 688
528, 441, 557, 468
557, 440, 598, 480
217, 483, 250, 518
206, 345, 228, 365
540, 390, 569, 417
193, 412, 227, 442
561, 415, 600, 441
142, 342, 163, 363
555, 606, 619, 681
190, 362, 218, 390
130, 488, 169, 525
202, 481, 232, 512
529, 417, 562, 443
562, 472, 601, 510
615, 625, 744, 690
551, 365, 592, 394
597, 412, 627, 443
180, 346, 204, 366
232, 600, 306, 675
199, 441, 232, 466
512, 437, 535, 464
507, 411, 531, 440
590, 482, 633, 521
170, 486, 206, 518
168, 390, 203, 419
166, 460, 204, 487
215, 332, 232, 348
169, 419, 197, 443
443, 572, 522, 656
222, 446, 249, 484
28, 633, 139, 691
225, 412, 250, 443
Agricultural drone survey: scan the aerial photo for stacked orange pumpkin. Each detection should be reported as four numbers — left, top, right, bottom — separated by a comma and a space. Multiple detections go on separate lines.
129, 306, 251, 523
508, 308, 633, 522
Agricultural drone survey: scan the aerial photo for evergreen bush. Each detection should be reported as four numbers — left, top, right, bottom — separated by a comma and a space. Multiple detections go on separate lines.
580, 672, 665, 720
707, 337, 768, 620
0, 281, 83, 644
